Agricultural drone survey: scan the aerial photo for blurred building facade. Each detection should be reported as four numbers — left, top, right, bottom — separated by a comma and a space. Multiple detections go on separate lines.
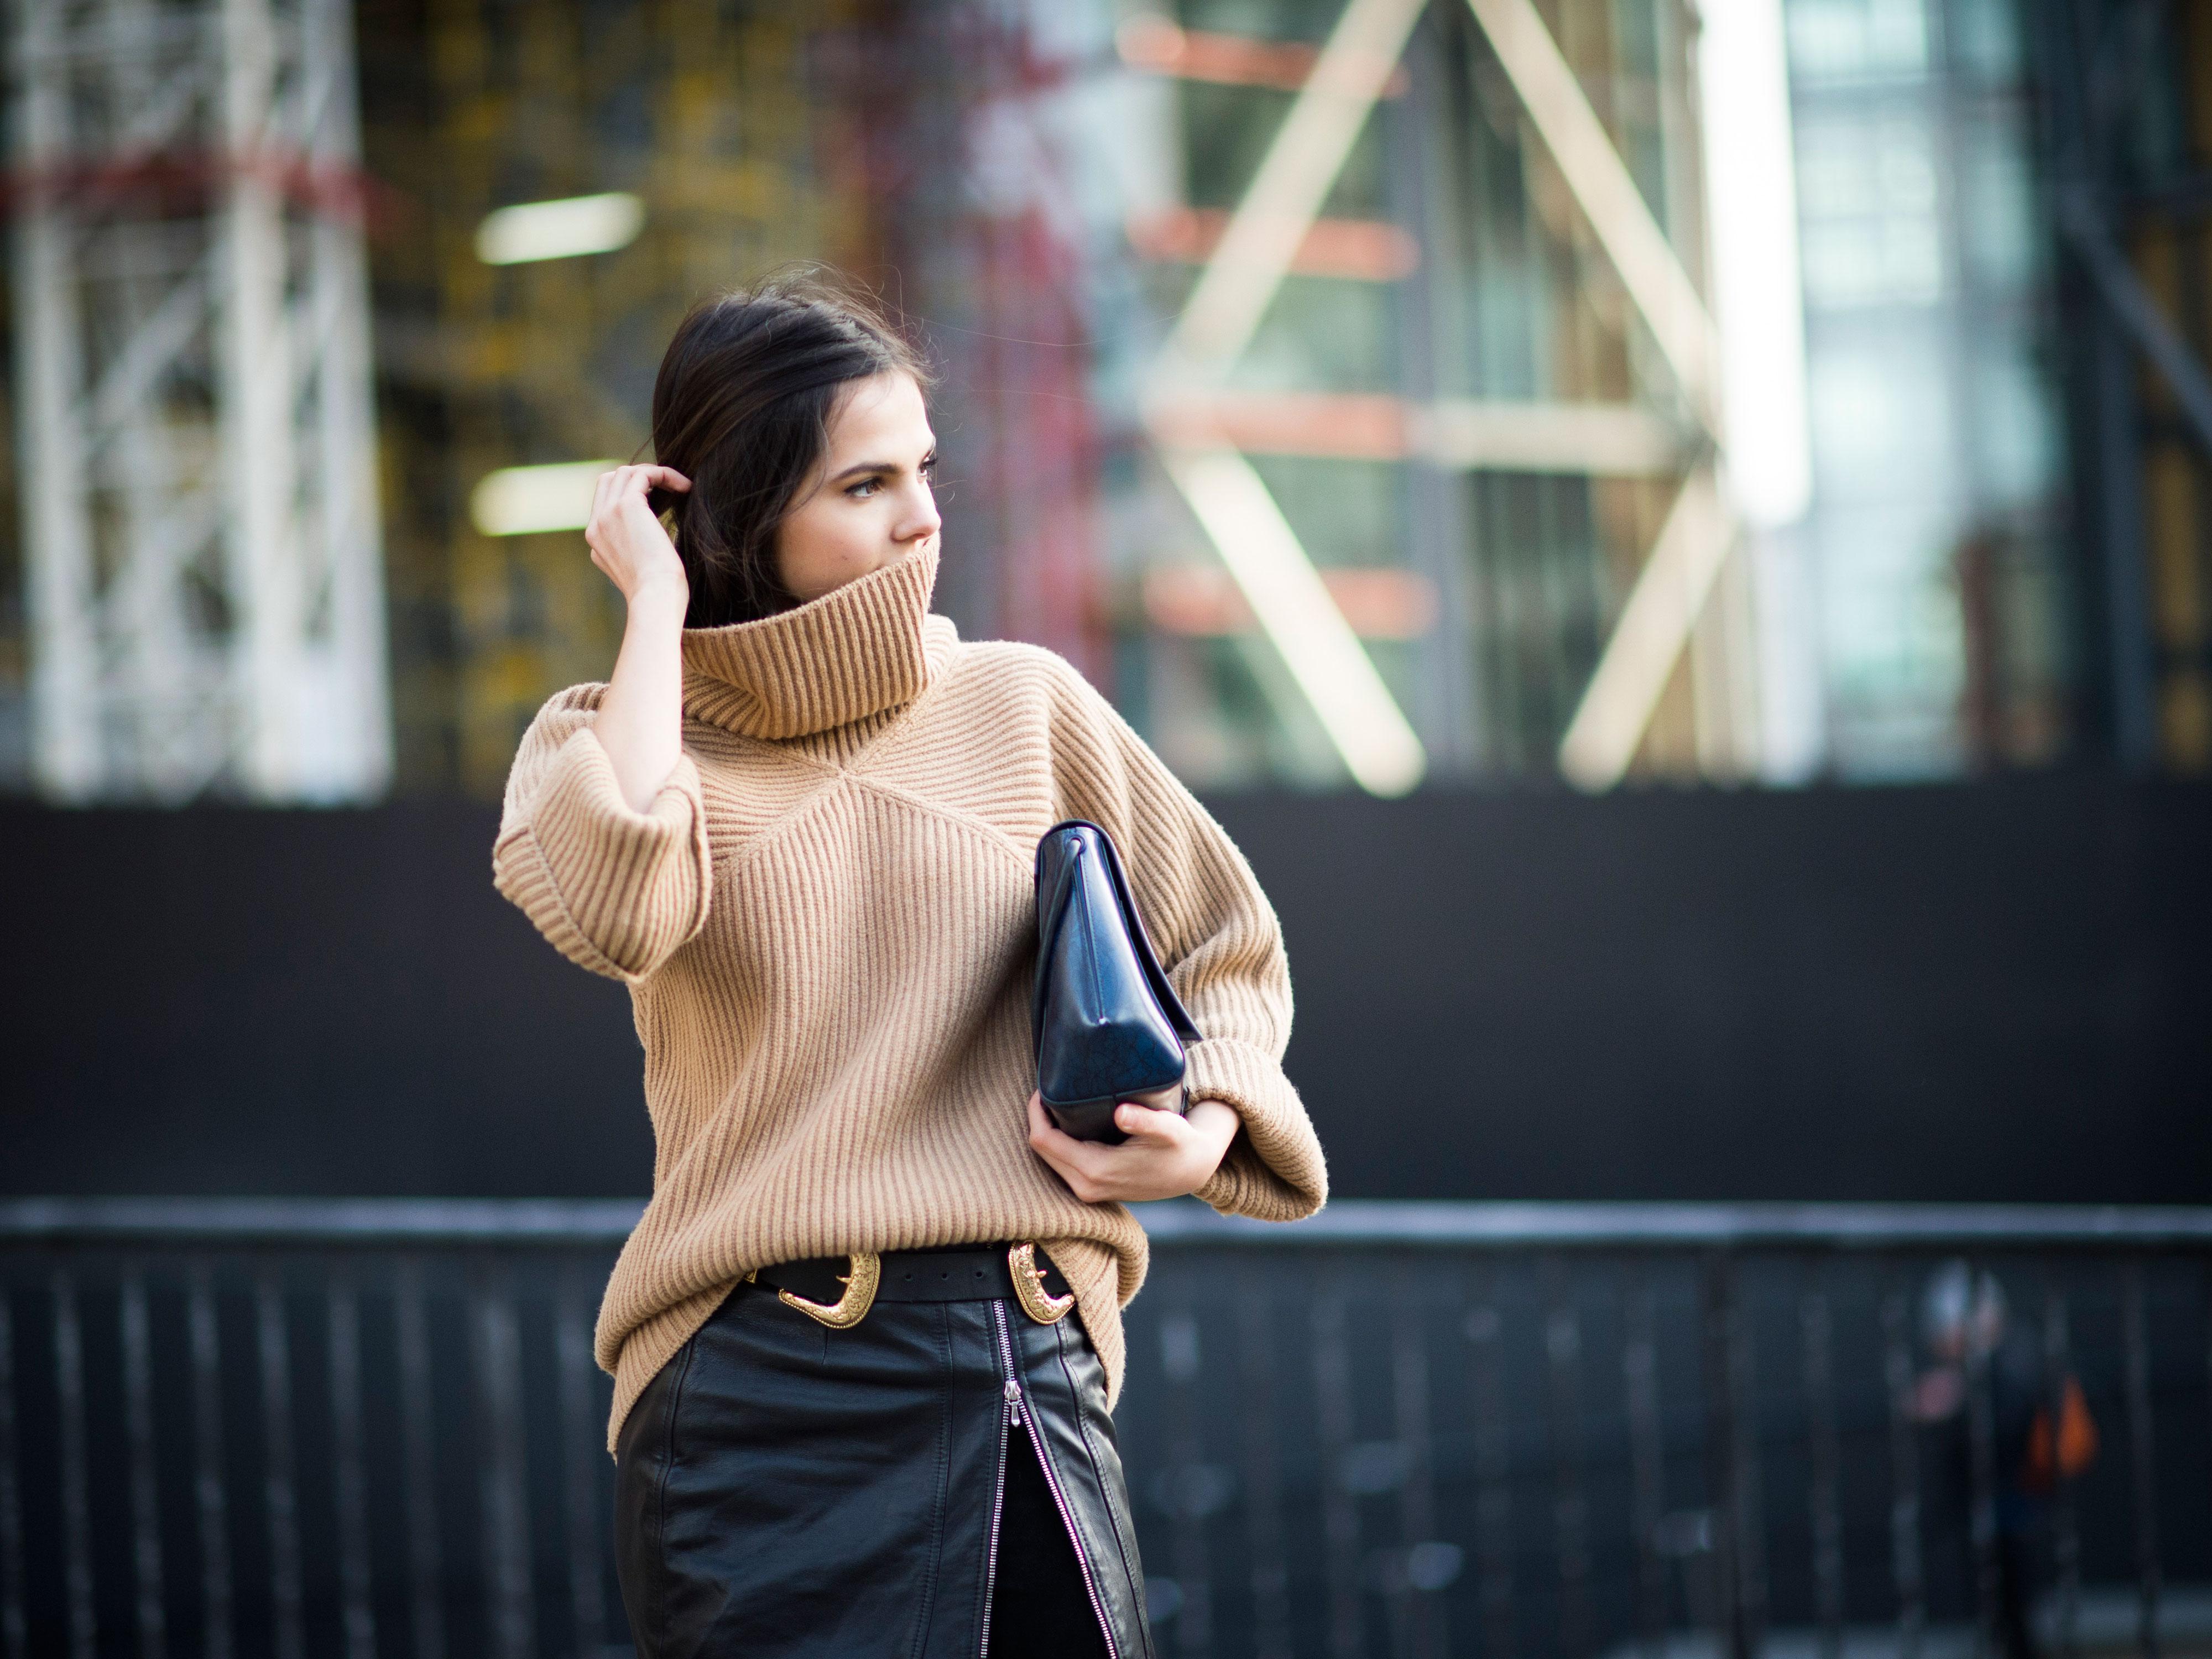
1, 0, 2205, 799
1785, 0, 2070, 777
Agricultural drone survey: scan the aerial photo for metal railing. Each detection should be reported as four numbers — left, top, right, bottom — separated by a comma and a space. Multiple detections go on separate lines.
3, 1198, 2209, 1659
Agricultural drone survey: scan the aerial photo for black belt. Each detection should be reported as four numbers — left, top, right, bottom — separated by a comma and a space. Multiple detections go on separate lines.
753, 1245, 1071, 1308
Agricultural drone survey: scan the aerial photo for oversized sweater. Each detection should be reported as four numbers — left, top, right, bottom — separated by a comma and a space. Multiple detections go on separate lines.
493, 542, 1328, 1448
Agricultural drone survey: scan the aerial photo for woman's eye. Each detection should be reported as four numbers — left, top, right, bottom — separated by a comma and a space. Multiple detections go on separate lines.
846, 477, 881, 499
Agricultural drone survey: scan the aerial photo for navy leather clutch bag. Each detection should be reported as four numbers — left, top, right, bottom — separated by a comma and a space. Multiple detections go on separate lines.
1032, 820, 1203, 1144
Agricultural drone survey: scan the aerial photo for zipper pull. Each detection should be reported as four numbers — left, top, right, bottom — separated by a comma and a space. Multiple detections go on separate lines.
1003, 1377, 1023, 1425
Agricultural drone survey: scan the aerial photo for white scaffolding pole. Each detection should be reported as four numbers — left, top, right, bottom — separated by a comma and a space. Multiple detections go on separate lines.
11, 0, 97, 798
7, 0, 390, 802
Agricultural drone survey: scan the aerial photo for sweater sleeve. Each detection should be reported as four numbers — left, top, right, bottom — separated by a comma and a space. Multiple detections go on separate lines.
492, 687, 712, 984
1046, 664, 1327, 1222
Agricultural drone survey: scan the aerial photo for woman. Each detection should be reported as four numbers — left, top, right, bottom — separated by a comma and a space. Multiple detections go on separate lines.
493, 273, 1327, 1658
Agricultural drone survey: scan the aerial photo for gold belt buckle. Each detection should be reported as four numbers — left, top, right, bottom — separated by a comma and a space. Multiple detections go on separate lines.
1009, 1242, 1074, 1324
761, 1251, 880, 1328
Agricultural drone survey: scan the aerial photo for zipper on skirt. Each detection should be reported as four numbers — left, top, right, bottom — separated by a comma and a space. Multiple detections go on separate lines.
987, 1300, 1119, 1659
978, 1364, 1013, 1657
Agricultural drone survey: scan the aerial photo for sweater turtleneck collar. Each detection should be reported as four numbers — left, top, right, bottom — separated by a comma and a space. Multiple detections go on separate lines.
679, 542, 957, 740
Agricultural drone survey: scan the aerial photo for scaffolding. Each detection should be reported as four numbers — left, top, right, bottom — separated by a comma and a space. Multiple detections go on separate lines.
8, 0, 389, 802
1100, 0, 1760, 791
7, 0, 2199, 800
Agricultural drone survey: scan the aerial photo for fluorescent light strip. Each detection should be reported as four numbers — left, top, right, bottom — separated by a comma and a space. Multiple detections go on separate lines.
475, 193, 645, 266
1155, 442, 1425, 797
469, 461, 619, 537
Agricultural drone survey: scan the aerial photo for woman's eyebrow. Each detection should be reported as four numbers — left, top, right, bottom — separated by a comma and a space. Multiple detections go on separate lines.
827, 449, 935, 484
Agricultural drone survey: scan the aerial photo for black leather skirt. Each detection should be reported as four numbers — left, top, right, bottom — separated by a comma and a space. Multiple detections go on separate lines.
613, 1247, 1154, 1659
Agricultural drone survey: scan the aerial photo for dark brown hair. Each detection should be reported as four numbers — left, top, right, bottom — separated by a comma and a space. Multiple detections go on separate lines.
648, 272, 932, 629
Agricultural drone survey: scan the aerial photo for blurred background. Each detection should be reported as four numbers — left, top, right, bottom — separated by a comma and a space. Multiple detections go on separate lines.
3, 1, 2212, 1657
4, 0, 2206, 1203
8, 0, 2211, 802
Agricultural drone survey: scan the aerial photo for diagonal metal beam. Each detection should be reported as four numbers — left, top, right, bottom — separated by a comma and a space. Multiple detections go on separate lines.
83, 265, 210, 445
1557, 463, 1731, 789
2056, 185, 2212, 458
1462, 0, 1749, 784
1146, 0, 1432, 796
1156, 0, 1738, 791
1156, 0, 1432, 384
1157, 445, 1426, 795
1464, 0, 1720, 434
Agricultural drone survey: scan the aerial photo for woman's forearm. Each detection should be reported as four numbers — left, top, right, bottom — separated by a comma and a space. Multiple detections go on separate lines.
594, 580, 689, 812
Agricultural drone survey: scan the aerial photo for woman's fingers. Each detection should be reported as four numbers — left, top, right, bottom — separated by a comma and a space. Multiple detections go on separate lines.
1112, 1103, 1186, 1146
1026, 1093, 1085, 1165
1022, 1088, 1237, 1207
1026, 1091, 1217, 1206
581, 463, 691, 601
1025, 1094, 1108, 1197
607, 464, 689, 508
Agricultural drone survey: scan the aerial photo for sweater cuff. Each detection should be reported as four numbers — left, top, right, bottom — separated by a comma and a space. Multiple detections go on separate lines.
1183, 1036, 1327, 1220
500, 728, 710, 983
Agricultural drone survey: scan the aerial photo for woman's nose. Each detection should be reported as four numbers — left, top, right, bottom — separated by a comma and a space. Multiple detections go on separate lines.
899, 484, 942, 545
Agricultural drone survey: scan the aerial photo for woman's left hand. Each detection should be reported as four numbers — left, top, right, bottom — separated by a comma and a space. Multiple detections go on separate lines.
1026, 1091, 1240, 1204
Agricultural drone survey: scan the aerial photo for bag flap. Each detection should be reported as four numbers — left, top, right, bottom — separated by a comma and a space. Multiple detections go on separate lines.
1086, 821, 1204, 1044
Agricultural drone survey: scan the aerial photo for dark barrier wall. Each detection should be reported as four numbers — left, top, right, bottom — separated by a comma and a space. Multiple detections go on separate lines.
4, 777, 2208, 1202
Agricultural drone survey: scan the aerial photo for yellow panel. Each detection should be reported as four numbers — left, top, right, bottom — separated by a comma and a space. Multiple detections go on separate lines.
2161, 666, 2212, 772
2142, 443, 2204, 652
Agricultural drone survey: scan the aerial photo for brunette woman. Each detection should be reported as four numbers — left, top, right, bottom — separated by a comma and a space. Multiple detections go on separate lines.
493, 273, 1327, 1658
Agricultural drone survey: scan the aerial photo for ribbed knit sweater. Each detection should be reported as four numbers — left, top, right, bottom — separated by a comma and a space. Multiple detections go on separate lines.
493, 543, 1328, 1449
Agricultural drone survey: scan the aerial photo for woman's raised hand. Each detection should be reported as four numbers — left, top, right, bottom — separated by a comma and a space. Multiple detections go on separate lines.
587, 465, 691, 812
586, 464, 691, 607
1026, 1092, 1240, 1205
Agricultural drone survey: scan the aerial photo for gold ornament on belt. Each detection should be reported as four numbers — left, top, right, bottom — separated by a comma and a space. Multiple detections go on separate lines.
770, 1251, 881, 1328
1008, 1242, 1074, 1324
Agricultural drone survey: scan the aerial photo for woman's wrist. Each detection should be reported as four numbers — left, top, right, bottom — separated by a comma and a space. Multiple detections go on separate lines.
625, 575, 690, 628
1183, 1098, 1239, 1178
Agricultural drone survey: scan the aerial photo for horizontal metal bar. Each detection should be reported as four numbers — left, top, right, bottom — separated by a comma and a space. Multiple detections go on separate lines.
3, 1197, 2212, 1251
1140, 1200, 2212, 1250
0, 1197, 649, 1248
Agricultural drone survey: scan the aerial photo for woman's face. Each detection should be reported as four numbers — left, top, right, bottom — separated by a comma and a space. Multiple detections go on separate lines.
774, 370, 940, 607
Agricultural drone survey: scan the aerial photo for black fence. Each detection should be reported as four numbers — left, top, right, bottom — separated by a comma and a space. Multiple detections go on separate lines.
2, 1199, 2209, 1659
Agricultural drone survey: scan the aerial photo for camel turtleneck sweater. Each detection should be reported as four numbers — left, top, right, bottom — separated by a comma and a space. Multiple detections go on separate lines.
493, 543, 1328, 1448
